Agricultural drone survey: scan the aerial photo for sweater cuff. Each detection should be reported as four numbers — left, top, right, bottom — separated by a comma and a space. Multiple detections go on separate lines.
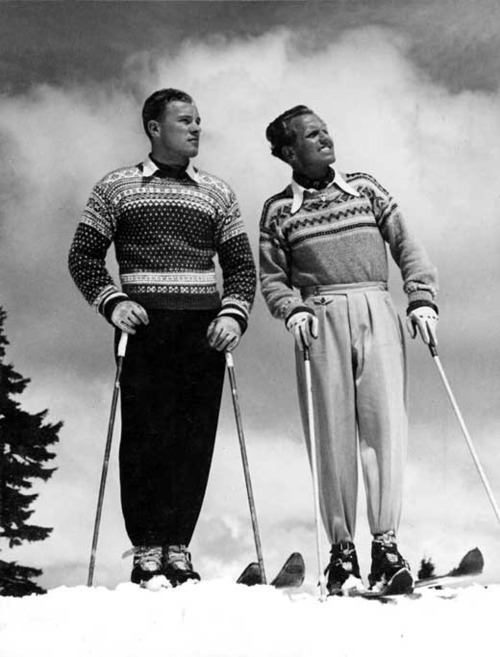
406, 300, 439, 316
217, 307, 248, 334
406, 287, 435, 305
101, 293, 130, 324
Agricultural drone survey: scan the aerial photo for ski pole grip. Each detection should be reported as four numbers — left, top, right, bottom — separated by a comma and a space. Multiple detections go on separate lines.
225, 350, 234, 368
117, 331, 128, 358
303, 345, 310, 361
427, 330, 438, 358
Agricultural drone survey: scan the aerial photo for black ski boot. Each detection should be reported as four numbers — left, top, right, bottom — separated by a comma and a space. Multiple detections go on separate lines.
368, 530, 413, 595
131, 546, 166, 586
163, 545, 201, 586
325, 541, 363, 596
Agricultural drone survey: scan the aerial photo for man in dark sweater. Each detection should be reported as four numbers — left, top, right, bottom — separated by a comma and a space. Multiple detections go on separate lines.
69, 88, 256, 587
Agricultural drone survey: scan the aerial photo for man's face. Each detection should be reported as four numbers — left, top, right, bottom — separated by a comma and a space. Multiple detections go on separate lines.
150, 101, 201, 163
286, 113, 336, 174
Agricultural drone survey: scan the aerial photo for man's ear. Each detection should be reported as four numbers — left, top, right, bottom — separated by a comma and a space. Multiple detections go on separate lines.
281, 145, 295, 165
148, 120, 160, 138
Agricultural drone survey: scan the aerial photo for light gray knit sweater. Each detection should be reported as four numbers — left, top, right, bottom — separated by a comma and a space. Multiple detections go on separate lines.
259, 170, 437, 320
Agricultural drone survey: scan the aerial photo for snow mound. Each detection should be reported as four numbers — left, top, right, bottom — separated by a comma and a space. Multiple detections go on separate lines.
0, 580, 498, 657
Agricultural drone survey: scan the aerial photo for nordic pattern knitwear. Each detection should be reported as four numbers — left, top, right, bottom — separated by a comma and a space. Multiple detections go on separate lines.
69, 161, 256, 328
259, 171, 438, 320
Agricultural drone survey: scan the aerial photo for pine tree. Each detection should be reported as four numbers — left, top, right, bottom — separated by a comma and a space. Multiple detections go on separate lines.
418, 556, 436, 580
0, 307, 61, 596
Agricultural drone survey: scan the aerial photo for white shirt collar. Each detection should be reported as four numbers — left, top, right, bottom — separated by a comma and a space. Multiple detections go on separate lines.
290, 169, 359, 214
142, 156, 200, 183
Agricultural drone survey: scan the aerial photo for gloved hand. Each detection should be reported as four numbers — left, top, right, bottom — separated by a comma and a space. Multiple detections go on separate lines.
286, 311, 319, 351
406, 305, 438, 346
207, 316, 242, 352
111, 300, 149, 335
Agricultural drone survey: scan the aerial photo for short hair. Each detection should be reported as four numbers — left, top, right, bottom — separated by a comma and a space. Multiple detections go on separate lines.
142, 88, 194, 139
265, 105, 315, 161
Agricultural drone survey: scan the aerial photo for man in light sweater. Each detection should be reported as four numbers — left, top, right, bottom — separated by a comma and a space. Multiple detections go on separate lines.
69, 88, 256, 587
259, 105, 438, 596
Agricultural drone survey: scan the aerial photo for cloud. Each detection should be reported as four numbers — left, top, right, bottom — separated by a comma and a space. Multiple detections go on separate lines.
1, 25, 499, 589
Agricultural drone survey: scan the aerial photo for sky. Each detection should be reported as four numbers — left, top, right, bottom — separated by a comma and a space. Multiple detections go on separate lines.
0, 0, 499, 592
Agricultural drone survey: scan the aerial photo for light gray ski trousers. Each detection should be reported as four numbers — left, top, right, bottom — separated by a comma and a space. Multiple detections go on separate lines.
296, 282, 408, 544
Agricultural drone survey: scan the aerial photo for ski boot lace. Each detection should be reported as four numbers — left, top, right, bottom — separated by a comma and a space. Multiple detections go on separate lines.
373, 531, 409, 570
131, 545, 163, 572
324, 542, 359, 577
165, 545, 194, 572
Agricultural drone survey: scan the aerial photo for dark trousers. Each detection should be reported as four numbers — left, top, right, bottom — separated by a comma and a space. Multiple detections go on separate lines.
117, 309, 225, 547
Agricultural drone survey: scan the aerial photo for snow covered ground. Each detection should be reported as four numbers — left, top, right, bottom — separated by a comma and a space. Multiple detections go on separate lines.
0, 580, 497, 657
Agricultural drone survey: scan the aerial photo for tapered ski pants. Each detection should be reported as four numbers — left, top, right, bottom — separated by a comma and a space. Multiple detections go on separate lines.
117, 309, 225, 547
296, 282, 408, 544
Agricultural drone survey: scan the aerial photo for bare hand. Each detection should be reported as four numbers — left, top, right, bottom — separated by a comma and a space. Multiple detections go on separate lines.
207, 316, 242, 352
111, 300, 149, 335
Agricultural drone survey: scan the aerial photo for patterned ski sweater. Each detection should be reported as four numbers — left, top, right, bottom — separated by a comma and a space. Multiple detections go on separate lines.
259, 170, 437, 320
69, 158, 256, 330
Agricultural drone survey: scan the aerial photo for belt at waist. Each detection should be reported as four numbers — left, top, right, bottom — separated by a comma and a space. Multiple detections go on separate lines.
301, 281, 387, 299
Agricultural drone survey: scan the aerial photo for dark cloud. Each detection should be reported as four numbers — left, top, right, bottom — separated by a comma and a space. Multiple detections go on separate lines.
1, 1, 500, 93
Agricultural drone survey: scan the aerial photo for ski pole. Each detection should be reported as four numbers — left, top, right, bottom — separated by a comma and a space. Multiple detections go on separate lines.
427, 331, 500, 527
88, 331, 129, 587
302, 345, 327, 600
225, 351, 267, 585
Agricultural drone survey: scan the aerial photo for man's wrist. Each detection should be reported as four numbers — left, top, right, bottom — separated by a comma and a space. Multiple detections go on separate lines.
217, 307, 247, 334
102, 294, 130, 324
406, 300, 439, 316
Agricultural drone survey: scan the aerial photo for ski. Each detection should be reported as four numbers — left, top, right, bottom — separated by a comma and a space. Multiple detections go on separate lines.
352, 567, 413, 599
271, 552, 306, 588
415, 547, 484, 590
351, 547, 484, 602
237, 552, 305, 589
237, 562, 262, 587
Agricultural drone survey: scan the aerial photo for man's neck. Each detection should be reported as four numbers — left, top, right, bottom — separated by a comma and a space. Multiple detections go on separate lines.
293, 166, 334, 190
150, 149, 189, 169
148, 154, 191, 180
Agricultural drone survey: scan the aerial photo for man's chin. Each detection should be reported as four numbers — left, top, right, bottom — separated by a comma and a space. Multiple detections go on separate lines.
308, 155, 335, 170
320, 151, 336, 164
